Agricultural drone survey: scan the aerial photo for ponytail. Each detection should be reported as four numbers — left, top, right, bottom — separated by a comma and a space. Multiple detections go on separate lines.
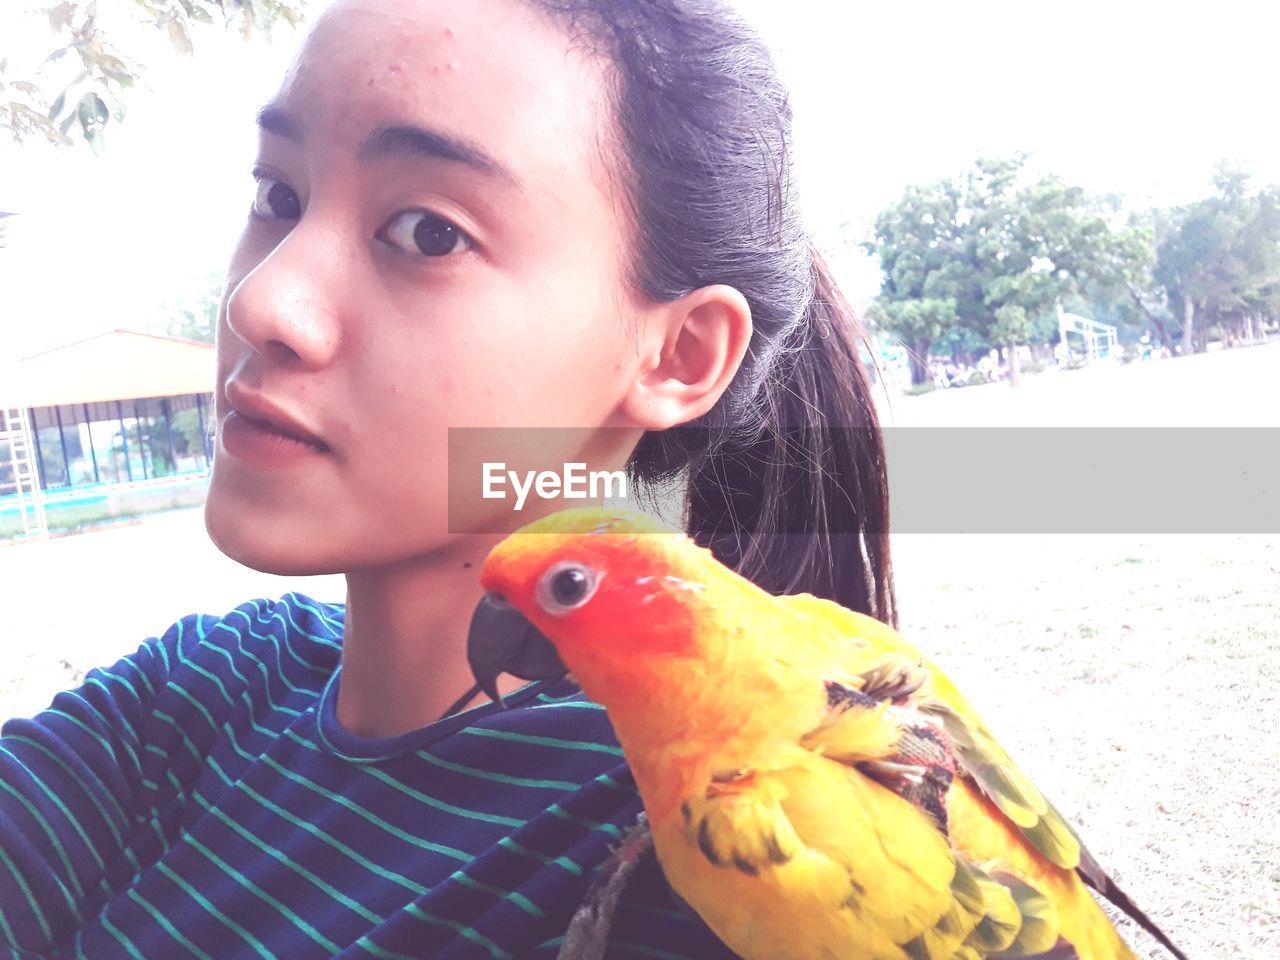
528, 0, 896, 625
682, 245, 896, 626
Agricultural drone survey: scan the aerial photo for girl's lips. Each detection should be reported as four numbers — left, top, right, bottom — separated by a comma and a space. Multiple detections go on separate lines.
220, 410, 330, 467
223, 381, 329, 448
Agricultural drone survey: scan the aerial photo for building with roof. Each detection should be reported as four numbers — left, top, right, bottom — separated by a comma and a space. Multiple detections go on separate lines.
0, 329, 215, 540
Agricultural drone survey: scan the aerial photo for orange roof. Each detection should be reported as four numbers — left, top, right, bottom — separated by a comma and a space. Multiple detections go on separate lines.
0, 329, 215, 408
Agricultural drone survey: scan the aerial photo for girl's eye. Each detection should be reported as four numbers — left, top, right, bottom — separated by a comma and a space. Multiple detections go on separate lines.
246, 171, 471, 260
380, 210, 473, 259
250, 175, 301, 221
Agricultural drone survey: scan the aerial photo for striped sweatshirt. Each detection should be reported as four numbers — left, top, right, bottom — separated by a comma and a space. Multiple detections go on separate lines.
0, 592, 738, 959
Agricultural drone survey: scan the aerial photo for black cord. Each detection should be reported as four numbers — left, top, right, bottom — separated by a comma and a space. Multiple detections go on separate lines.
439, 682, 484, 721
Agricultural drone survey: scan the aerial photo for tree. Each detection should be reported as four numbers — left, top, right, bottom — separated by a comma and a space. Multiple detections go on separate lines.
864, 177, 968, 385
1155, 164, 1280, 354
933, 323, 990, 366
867, 156, 1131, 387
865, 298, 957, 386
1225, 182, 1280, 345
1083, 211, 1176, 352
960, 157, 1124, 385
1, 0, 308, 150
1155, 196, 1235, 355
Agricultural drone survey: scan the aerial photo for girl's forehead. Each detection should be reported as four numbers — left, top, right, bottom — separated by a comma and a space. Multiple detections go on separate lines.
273, 0, 616, 193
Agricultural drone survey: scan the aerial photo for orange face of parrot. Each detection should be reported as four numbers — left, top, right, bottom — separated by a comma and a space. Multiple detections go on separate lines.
466, 507, 731, 706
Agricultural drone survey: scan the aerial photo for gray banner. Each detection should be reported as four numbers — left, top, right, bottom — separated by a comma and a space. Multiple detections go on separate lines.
884, 428, 1278, 533
448, 427, 1280, 534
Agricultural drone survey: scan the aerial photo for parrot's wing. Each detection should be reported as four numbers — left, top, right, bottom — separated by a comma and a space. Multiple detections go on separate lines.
919, 691, 1085, 870
776, 592, 1088, 871
682, 723, 1061, 960
776, 593, 1190, 960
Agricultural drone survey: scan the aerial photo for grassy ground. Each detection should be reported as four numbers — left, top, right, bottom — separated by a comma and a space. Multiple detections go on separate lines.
2, 343, 1277, 957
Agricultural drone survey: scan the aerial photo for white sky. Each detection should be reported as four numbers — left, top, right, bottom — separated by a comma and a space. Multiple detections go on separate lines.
3, 0, 1280, 361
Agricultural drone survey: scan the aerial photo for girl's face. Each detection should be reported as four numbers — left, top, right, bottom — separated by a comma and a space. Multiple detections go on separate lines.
205, 0, 646, 574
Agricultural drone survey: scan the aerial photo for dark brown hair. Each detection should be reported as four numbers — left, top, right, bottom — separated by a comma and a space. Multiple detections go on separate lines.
532, 0, 896, 626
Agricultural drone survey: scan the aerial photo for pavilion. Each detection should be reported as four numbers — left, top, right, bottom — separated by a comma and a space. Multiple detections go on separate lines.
0, 329, 216, 540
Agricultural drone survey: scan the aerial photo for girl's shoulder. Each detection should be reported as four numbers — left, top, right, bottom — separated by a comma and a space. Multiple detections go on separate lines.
165, 590, 345, 681
117, 591, 345, 745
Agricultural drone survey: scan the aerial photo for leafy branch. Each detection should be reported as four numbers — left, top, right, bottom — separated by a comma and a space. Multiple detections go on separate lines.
0, 0, 307, 151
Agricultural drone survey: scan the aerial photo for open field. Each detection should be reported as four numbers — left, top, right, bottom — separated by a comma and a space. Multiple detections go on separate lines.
2, 343, 1278, 957
874, 340, 1280, 428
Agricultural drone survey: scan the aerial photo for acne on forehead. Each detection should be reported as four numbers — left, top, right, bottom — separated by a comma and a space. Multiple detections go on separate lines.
278, 0, 627, 246
364, 22, 457, 90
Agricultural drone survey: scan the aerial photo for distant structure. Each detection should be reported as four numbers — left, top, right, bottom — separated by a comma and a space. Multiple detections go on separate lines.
1056, 303, 1117, 362
0, 329, 215, 541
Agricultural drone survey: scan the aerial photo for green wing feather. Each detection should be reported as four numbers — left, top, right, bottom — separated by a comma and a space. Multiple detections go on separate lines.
774, 592, 1088, 871
918, 696, 1084, 870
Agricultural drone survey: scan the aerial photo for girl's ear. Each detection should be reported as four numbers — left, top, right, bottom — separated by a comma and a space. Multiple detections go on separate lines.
616, 284, 753, 430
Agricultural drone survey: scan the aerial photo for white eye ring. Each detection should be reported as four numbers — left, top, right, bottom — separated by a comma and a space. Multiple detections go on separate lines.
535, 561, 603, 616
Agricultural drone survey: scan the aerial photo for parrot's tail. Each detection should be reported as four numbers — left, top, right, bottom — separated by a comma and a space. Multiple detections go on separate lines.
1075, 850, 1187, 960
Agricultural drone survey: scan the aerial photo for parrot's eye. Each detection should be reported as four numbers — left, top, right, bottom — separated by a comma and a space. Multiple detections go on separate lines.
535, 561, 602, 615
552, 569, 588, 603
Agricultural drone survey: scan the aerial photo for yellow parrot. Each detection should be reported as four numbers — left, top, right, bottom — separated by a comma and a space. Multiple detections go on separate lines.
466, 507, 1186, 960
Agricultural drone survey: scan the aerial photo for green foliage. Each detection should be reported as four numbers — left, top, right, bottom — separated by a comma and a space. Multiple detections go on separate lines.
1071, 210, 1183, 351
866, 155, 1280, 373
170, 408, 207, 457
1155, 165, 1280, 353
958, 157, 1117, 352
1, 0, 309, 149
866, 298, 957, 349
933, 323, 988, 361
863, 172, 969, 384
865, 155, 1135, 383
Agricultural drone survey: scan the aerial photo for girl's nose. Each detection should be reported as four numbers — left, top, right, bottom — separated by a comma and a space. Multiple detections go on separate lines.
224, 224, 343, 369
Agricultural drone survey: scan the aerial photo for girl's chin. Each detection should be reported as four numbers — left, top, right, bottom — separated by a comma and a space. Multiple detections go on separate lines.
203, 500, 328, 575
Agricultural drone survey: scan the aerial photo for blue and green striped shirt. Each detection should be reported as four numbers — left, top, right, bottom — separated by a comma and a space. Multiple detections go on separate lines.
0, 592, 736, 958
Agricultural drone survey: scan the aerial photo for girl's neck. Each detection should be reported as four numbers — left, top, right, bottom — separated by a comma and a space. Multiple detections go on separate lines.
335, 537, 528, 738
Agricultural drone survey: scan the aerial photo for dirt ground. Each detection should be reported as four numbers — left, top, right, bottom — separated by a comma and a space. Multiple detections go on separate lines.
2, 343, 1277, 958
893, 531, 1278, 958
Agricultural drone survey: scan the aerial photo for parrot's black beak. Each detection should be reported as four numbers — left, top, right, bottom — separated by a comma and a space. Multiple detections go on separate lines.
466, 593, 567, 707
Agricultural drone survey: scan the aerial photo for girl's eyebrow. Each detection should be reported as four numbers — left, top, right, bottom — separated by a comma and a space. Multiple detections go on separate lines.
255, 103, 525, 194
